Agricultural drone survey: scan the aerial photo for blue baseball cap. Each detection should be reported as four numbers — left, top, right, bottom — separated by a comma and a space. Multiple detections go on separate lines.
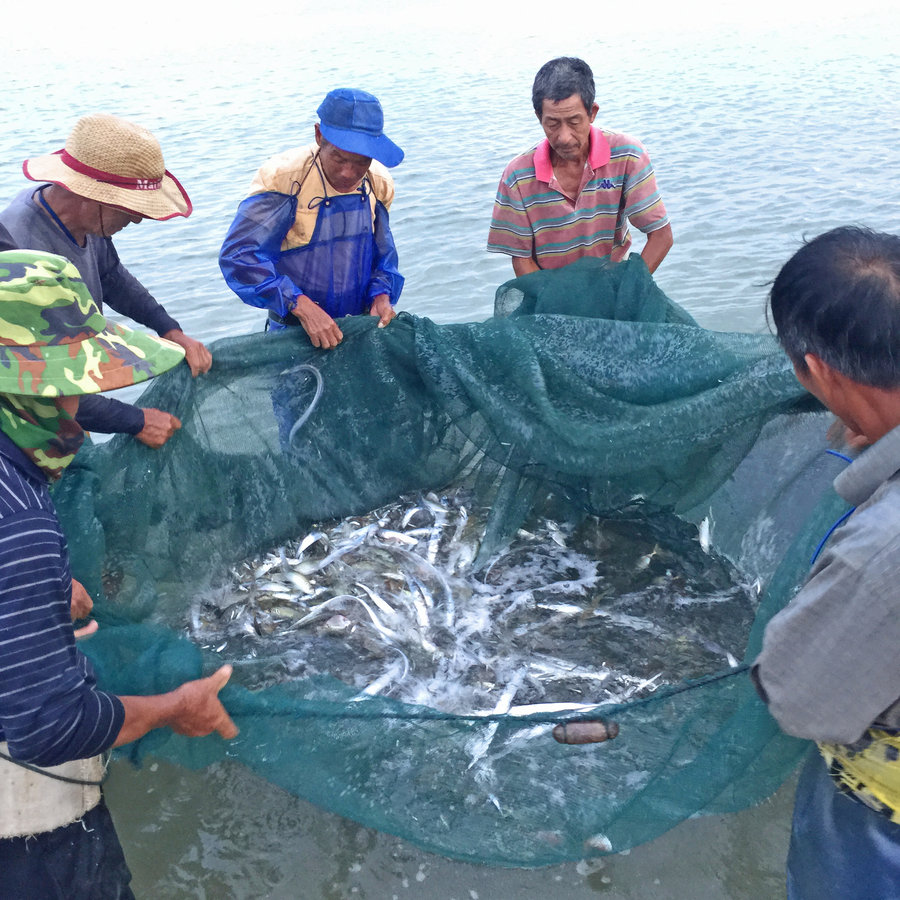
316, 88, 404, 169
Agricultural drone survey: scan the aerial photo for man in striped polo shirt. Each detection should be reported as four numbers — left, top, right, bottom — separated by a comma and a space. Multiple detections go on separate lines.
487, 57, 673, 276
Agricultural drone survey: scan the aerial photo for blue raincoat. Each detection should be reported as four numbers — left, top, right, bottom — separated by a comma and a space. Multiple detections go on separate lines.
219, 162, 403, 331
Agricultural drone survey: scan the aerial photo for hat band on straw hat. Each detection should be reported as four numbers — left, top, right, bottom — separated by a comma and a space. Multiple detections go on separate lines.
58, 149, 163, 191
22, 113, 194, 219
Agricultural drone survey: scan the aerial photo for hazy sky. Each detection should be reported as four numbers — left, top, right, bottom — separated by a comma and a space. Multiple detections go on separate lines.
8, 0, 897, 56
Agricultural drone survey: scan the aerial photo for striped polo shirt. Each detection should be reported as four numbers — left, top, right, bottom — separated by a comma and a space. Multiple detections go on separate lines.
0, 438, 123, 767
487, 127, 669, 269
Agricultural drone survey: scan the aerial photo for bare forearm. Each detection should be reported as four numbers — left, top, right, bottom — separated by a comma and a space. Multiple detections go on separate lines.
113, 665, 237, 748
640, 224, 674, 274
113, 692, 184, 748
512, 256, 540, 277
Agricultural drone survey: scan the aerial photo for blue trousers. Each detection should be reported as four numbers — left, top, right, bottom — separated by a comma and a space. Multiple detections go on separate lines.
787, 750, 900, 900
0, 797, 134, 900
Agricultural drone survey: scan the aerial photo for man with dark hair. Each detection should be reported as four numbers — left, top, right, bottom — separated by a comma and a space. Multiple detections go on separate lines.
752, 225, 900, 899
487, 56, 673, 276
219, 88, 404, 350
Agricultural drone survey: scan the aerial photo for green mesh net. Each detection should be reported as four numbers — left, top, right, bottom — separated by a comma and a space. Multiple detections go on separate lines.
54, 256, 844, 866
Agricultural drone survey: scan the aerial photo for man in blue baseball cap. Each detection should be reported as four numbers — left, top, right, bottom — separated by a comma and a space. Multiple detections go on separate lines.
220, 88, 405, 349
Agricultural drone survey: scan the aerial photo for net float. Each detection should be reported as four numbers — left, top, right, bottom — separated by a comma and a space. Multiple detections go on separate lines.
552, 720, 620, 745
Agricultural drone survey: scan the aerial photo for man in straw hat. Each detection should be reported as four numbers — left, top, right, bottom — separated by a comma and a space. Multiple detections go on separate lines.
0, 113, 212, 448
0, 250, 236, 898
752, 226, 900, 898
219, 88, 404, 349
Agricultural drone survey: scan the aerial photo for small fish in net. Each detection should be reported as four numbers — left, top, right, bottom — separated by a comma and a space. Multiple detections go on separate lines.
187, 489, 759, 718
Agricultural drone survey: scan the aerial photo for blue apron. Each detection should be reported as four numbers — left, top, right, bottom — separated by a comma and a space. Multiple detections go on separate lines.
220, 154, 404, 330
268, 179, 375, 329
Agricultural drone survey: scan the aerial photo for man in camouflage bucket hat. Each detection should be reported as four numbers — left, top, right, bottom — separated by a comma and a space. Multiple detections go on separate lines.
0, 251, 180, 393
0, 250, 238, 900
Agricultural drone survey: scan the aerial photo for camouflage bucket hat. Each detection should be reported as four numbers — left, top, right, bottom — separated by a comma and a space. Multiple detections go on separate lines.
0, 249, 185, 396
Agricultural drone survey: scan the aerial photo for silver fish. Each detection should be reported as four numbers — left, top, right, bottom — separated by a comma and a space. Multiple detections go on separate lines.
253, 558, 281, 579
399, 575, 437, 653
297, 524, 377, 574
401, 507, 427, 529
466, 677, 521, 771
505, 701, 602, 717
321, 614, 354, 635
697, 516, 712, 554
348, 593, 403, 643
292, 594, 361, 627
403, 574, 432, 629
354, 581, 396, 618
352, 649, 410, 700
283, 571, 314, 594
535, 601, 584, 615
635, 543, 661, 571
378, 530, 419, 547
298, 530, 327, 554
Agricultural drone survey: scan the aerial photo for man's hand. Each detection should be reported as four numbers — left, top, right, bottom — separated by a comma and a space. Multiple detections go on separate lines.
167, 665, 239, 738
136, 408, 182, 448
292, 294, 343, 349
161, 329, 213, 376
368, 294, 396, 328
74, 620, 99, 639
114, 664, 239, 748
826, 416, 870, 451
71, 577, 98, 638
70, 578, 93, 621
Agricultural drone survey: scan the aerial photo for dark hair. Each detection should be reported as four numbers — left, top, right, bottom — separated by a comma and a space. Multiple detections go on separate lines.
769, 225, 900, 388
532, 57, 595, 117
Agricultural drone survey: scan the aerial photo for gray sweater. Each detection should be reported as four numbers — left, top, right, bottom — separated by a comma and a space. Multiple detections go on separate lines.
753, 424, 900, 745
0, 187, 182, 435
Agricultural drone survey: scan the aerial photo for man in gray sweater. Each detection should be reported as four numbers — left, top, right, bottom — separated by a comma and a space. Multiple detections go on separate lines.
752, 226, 900, 899
0, 113, 211, 447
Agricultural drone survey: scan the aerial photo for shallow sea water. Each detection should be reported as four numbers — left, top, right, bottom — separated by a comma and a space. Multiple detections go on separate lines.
3, 0, 899, 895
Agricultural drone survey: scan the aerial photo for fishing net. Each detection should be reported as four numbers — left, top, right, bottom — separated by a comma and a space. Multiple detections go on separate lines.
55, 256, 844, 866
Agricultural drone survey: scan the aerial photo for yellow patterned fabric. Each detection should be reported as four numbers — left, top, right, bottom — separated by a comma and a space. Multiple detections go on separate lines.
247, 143, 394, 252
819, 729, 900, 823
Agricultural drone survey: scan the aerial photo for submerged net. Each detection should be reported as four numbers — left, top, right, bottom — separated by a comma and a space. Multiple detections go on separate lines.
54, 256, 845, 866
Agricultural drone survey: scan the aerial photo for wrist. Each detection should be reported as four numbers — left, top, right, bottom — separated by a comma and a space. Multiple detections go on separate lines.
290, 293, 307, 318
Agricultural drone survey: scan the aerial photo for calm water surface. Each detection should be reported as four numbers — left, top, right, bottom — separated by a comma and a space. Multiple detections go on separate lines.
3, 4, 899, 896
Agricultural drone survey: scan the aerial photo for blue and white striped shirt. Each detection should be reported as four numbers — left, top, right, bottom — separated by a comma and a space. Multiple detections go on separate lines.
0, 436, 123, 766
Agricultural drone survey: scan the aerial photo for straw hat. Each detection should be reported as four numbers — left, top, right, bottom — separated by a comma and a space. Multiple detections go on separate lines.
0, 249, 185, 396
22, 114, 192, 221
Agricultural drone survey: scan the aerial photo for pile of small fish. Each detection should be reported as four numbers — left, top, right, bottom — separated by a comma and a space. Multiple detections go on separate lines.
188, 489, 759, 720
